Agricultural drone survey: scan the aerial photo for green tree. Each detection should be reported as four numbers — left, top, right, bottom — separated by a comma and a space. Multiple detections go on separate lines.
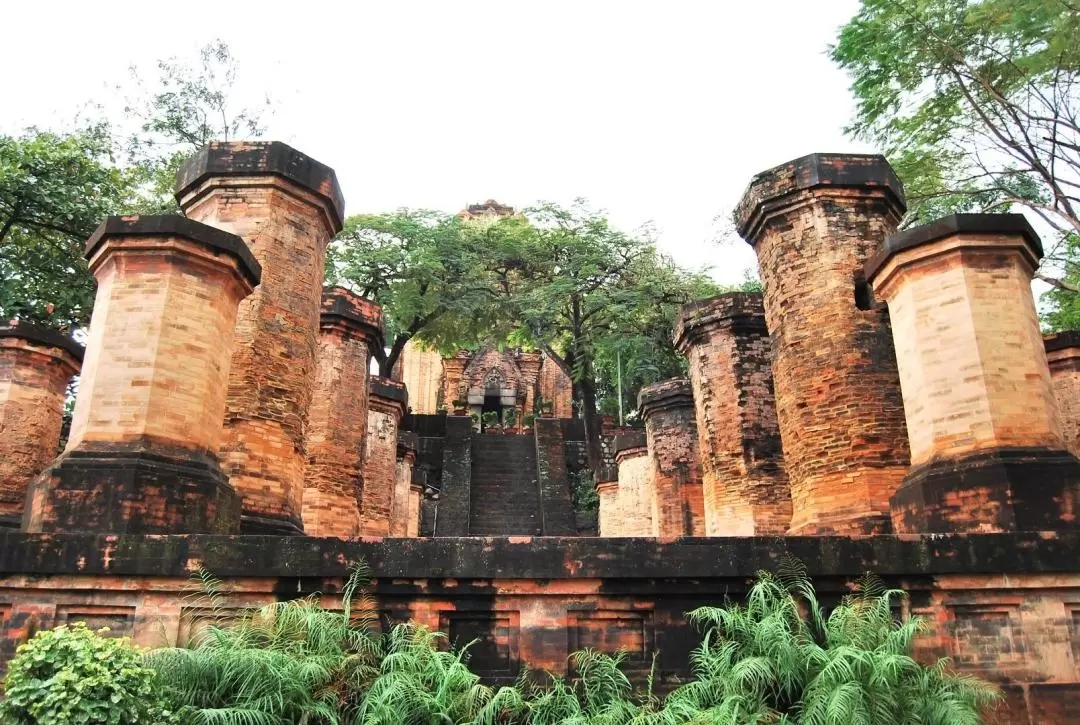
326, 209, 523, 377
831, 0, 1080, 326
0, 622, 177, 724
0, 125, 130, 329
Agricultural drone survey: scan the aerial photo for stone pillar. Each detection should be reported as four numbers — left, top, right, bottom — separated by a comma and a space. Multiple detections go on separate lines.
674, 292, 791, 536
866, 213, 1080, 532
23, 216, 259, 533
390, 431, 418, 535
303, 288, 384, 537
1045, 332, 1080, 456
176, 141, 344, 534
361, 376, 407, 535
407, 468, 426, 537
735, 153, 910, 535
612, 431, 653, 536
0, 323, 82, 528
595, 474, 619, 537
638, 379, 705, 536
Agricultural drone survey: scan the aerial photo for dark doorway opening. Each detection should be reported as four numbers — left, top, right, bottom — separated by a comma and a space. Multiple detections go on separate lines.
481, 393, 503, 429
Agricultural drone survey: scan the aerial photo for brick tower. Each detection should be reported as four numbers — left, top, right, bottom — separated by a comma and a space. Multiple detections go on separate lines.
674, 292, 790, 535
361, 377, 408, 535
735, 153, 910, 535
175, 142, 344, 534
303, 288, 384, 536
0, 322, 82, 528
23, 216, 259, 533
638, 378, 705, 536
866, 214, 1080, 532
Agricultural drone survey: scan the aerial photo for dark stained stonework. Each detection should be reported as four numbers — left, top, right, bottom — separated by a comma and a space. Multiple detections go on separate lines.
891, 448, 1080, 533
175, 141, 345, 231
321, 287, 385, 347
1045, 331, 1080, 353
534, 419, 577, 535
0, 321, 84, 363
614, 431, 647, 455
370, 376, 409, 408
22, 445, 239, 534
436, 416, 473, 536
85, 215, 261, 288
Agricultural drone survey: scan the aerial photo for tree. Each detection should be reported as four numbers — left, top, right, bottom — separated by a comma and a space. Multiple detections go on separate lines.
831, 0, 1080, 325
0, 125, 131, 329
326, 210, 523, 377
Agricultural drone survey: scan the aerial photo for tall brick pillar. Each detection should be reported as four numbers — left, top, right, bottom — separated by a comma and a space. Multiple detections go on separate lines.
638, 379, 705, 536
361, 377, 407, 535
407, 468, 426, 537
440, 352, 470, 409
595, 474, 619, 537
0, 323, 82, 528
866, 214, 1080, 532
674, 293, 791, 536
1045, 332, 1080, 456
303, 288, 384, 537
735, 153, 910, 535
23, 216, 259, 533
390, 431, 417, 535
176, 141, 344, 534
612, 431, 653, 536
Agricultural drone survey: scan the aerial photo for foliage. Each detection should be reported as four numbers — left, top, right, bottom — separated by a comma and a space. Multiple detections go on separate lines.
830, 0, 1080, 322
149, 563, 381, 725
0, 622, 177, 725
326, 209, 525, 376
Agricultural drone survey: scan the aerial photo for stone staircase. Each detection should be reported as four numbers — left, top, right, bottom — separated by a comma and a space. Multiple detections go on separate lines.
469, 434, 542, 535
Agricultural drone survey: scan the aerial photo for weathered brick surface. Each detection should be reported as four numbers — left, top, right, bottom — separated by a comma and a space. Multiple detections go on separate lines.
303, 289, 384, 537
0, 323, 82, 527
407, 477, 423, 537
4, 531, 1080, 723
867, 214, 1080, 532
638, 379, 705, 536
736, 153, 910, 535
533, 419, 577, 535
1045, 331, 1080, 456
595, 477, 619, 536
393, 340, 443, 414
675, 293, 791, 535
176, 141, 343, 535
436, 416, 473, 535
361, 377, 407, 536
608, 432, 653, 536
390, 432, 417, 536
24, 216, 258, 534
538, 356, 574, 418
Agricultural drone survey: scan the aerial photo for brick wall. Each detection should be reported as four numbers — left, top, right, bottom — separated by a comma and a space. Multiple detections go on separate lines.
1045, 332, 1080, 456
736, 153, 910, 535
0, 324, 82, 527
176, 141, 343, 535
674, 293, 791, 536
534, 419, 577, 535
539, 356, 574, 418
638, 379, 705, 536
304, 289, 383, 537
361, 377, 407, 536
3, 531, 1080, 723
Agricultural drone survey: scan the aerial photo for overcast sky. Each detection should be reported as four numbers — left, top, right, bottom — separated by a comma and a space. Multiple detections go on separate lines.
4, 0, 867, 285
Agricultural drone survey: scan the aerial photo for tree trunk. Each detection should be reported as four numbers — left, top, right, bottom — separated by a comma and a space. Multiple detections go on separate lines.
579, 356, 604, 479
379, 334, 409, 378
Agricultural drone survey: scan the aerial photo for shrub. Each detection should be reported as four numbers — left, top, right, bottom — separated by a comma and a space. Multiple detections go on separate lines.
0, 622, 176, 725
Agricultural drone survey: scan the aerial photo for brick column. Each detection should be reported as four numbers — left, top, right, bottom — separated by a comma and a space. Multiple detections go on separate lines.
303, 288, 384, 537
517, 351, 542, 417
176, 142, 344, 534
612, 431, 653, 536
440, 352, 470, 410
638, 379, 704, 536
1045, 332, 1080, 456
735, 153, 910, 535
674, 292, 791, 536
23, 216, 259, 533
390, 431, 417, 535
407, 468, 426, 537
361, 377, 407, 535
866, 213, 1080, 532
595, 475, 619, 537
0, 323, 82, 528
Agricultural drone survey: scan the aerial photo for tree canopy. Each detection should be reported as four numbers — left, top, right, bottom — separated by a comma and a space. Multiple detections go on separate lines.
831, 0, 1080, 326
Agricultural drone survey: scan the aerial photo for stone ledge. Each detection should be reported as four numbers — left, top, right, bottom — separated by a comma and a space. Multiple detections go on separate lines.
321, 287, 385, 346
175, 141, 345, 230
369, 376, 409, 407
613, 430, 647, 455
2, 532, 1079, 579
0, 321, 84, 363
637, 378, 694, 417
1045, 330, 1080, 353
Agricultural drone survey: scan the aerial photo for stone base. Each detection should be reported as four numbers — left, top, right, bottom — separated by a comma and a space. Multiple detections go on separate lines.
891, 448, 1080, 533
22, 445, 240, 534
241, 510, 305, 535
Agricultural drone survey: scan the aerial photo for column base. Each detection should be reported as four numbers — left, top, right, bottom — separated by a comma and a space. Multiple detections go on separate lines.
891, 448, 1080, 533
22, 445, 240, 534
239, 511, 305, 535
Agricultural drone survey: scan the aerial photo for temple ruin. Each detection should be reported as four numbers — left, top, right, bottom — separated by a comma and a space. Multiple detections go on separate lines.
2, 143, 1080, 722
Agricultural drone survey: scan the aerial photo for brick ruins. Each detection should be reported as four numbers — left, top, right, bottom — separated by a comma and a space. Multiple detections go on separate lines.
3, 144, 1080, 722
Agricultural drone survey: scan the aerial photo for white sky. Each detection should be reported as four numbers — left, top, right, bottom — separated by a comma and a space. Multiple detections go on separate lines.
3, 0, 868, 286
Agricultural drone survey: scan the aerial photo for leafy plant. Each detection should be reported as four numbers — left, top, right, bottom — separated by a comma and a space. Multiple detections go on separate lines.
0, 622, 177, 725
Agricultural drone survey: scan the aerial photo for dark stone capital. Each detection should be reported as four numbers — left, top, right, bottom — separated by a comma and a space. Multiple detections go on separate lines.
638, 378, 695, 420
614, 430, 647, 456
369, 376, 409, 417
735, 153, 906, 245
174, 141, 345, 232
86, 215, 261, 288
320, 287, 385, 348
0, 320, 84, 364
674, 292, 766, 352
1045, 331, 1080, 354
